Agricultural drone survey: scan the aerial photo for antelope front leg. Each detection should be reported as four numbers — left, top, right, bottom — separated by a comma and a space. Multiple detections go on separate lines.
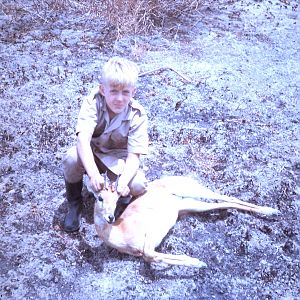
143, 250, 207, 268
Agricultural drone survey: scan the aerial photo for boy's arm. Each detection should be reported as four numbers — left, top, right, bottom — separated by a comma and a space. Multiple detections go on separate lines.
77, 131, 104, 191
117, 152, 140, 196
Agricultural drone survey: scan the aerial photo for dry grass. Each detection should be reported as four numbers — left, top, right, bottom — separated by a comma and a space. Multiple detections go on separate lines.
2, 0, 207, 37
98, 0, 205, 37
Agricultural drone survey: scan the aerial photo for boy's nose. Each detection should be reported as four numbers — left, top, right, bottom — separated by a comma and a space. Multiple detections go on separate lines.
116, 92, 123, 100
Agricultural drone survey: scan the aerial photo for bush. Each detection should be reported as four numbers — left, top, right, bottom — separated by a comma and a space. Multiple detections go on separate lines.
2, 0, 216, 39
98, 0, 205, 37
9, 0, 205, 37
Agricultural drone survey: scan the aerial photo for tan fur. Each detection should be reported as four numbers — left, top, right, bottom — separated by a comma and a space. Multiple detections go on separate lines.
89, 176, 280, 268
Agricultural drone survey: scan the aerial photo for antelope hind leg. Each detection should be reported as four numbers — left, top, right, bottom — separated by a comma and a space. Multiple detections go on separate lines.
179, 198, 280, 216
160, 176, 280, 215
158, 176, 248, 202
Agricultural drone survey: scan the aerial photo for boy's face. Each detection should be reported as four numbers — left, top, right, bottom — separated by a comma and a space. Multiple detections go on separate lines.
100, 83, 136, 117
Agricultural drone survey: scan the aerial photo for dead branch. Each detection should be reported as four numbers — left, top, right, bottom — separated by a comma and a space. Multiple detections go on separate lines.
139, 66, 193, 83
220, 118, 273, 127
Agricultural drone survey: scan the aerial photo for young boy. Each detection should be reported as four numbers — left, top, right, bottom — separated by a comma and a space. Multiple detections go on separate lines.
62, 57, 148, 232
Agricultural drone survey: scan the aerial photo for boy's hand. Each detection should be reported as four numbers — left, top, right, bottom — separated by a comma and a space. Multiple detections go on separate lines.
117, 183, 130, 197
89, 173, 104, 192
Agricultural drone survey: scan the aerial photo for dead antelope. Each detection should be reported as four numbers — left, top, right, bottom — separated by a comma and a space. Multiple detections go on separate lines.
84, 175, 280, 268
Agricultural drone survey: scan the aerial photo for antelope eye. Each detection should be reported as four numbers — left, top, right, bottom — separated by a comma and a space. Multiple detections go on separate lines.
97, 195, 104, 202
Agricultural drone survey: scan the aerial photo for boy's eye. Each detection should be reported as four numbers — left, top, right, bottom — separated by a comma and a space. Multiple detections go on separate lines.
109, 89, 131, 95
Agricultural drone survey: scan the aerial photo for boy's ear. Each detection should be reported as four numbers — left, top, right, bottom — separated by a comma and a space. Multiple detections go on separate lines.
99, 84, 105, 96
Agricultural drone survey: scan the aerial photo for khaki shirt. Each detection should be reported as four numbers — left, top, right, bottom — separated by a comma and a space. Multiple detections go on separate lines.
76, 88, 148, 174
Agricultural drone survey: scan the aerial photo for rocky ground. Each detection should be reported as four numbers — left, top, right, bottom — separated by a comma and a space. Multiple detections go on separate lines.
0, 0, 299, 299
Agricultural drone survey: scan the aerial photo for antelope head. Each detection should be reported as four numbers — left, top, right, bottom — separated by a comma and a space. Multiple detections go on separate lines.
92, 173, 119, 224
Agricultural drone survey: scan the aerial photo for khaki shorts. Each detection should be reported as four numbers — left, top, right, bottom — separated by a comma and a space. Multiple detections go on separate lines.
62, 146, 147, 196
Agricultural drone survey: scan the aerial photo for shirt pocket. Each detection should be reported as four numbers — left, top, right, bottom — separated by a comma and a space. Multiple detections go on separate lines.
109, 128, 129, 149
92, 120, 106, 137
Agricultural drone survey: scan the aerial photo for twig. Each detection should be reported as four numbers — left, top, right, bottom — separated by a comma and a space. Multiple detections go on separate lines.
53, 231, 82, 255
53, 231, 67, 240
139, 66, 193, 83
73, 246, 82, 255
188, 142, 195, 156
220, 118, 273, 127
0, 3, 9, 17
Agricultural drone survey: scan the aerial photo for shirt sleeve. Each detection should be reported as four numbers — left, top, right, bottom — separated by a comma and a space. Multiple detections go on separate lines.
128, 110, 148, 155
76, 88, 99, 136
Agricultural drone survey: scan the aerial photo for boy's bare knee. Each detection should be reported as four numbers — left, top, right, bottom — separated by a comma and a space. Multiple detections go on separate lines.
63, 146, 85, 183
63, 147, 77, 165
130, 182, 147, 196
129, 171, 147, 196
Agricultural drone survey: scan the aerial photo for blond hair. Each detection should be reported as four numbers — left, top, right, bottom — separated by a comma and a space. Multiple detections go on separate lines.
101, 57, 139, 87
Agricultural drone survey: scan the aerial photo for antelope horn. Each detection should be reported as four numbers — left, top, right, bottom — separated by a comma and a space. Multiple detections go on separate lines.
115, 174, 120, 191
103, 171, 108, 189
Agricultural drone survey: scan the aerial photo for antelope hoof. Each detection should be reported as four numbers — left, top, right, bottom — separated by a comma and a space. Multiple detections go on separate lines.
261, 207, 281, 216
196, 261, 208, 268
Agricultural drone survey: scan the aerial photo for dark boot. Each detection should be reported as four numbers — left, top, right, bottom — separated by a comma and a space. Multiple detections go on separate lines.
63, 180, 83, 232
